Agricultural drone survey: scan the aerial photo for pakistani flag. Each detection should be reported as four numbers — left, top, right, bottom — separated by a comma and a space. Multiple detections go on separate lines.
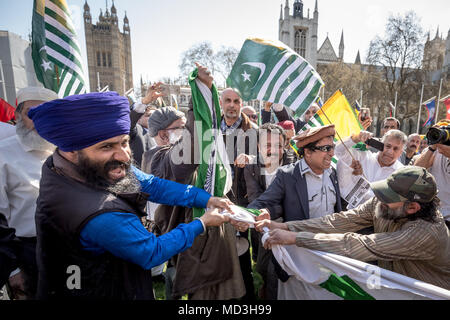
227, 38, 323, 118
32, 0, 87, 97
269, 242, 450, 300
189, 69, 232, 218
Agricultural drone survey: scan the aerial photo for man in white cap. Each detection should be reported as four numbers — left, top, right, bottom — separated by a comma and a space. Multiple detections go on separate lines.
0, 86, 58, 299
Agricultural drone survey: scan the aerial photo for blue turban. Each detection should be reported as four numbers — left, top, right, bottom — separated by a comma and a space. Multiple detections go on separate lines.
28, 92, 131, 152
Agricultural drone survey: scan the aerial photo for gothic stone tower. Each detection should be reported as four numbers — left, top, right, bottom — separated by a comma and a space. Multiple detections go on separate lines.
84, 1, 133, 95
279, 0, 319, 68
422, 27, 446, 71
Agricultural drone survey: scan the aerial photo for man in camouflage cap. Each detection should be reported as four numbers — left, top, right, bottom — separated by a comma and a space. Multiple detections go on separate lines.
256, 166, 450, 290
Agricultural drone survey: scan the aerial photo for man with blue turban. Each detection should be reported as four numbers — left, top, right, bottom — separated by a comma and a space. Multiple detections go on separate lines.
28, 91, 234, 300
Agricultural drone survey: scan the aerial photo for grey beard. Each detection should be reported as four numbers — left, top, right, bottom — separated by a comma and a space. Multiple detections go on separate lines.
106, 170, 141, 195
16, 120, 55, 152
375, 202, 408, 221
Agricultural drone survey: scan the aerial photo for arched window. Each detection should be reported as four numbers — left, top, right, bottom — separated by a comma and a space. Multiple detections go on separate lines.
294, 29, 307, 58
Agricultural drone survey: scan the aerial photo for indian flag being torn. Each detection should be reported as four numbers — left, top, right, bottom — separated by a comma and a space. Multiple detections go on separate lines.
263, 234, 450, 300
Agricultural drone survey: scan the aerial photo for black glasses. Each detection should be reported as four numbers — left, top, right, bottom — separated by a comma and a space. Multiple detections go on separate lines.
249, 114, 258, 120
312, 144, 335, 152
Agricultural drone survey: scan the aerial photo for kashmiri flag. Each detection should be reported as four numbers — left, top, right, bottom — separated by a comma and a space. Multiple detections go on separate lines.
0, 98, 16, 123
32, 0, 87, 97
189, 69, 232, 218
422, 97, 436, 127
269, 243, 450, 300
227, 38, 323, 118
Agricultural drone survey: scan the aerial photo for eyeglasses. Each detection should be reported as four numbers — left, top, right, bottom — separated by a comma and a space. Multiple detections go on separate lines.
311, 144, 335, 152
249, 114, 258, 120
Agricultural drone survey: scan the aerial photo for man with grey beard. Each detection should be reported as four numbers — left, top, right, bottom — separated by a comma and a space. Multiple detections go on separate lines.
0, 87, 58, 299
256, 166, 450, 290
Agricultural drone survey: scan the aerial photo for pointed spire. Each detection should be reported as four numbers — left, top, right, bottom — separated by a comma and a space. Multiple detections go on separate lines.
355, 50, 361, 65
339, 30, 344, 47
284, 0, 290, 18
427, 31, 430, 42
314, 0, 318, 12
339, 30, 344, 60
280, 4, 283, 20
435, 26, 440, 39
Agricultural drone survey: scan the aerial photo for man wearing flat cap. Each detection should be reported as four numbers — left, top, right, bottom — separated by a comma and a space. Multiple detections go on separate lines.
257, 166, 450, 291
247, 124, 343, 299
0, 86, 58, 299
28, 91, 235, 299
141, 106, 186, 173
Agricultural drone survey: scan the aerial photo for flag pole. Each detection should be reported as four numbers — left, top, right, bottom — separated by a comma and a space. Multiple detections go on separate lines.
0, 59, 7, 102
435, 78, 443, 123
393, 91, 398, 118
360, 89, 363, 108
55, 65, 60, 87
416, 84, 424, 134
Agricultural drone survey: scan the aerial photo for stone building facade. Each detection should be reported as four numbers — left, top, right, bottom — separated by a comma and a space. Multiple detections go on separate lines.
83, 1, 133, 95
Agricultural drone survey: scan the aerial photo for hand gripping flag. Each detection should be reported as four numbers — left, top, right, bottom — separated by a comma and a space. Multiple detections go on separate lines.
265, 240, 450, 300
32, 0, 87, 97
189, 69, 232, 218
422, 97, 436, 127
227, 38, 324, 118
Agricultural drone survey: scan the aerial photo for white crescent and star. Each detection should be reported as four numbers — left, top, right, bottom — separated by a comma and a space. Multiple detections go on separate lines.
41, 60, 52, 72
241, 71, 251, 82
241, 62, 266, 88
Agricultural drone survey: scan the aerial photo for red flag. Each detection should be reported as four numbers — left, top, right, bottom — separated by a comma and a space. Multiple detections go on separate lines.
0, 98, 16, 123
445, 98, 450, 120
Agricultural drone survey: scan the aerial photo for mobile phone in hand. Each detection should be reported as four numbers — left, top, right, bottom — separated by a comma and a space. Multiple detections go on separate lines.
366, 138, 384, 152
360, 108, 370, 122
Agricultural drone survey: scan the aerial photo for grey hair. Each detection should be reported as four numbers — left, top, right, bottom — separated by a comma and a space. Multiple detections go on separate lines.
381, 129, 407, 145
407, 133, 420, 142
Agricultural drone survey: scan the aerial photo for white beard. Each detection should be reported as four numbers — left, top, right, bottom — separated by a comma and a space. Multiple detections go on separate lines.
15, 120, 55, 152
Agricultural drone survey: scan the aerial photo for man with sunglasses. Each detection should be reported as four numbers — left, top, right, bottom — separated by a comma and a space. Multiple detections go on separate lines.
247, 124, 343, 299
241, 106, 259, 125
256, 166, 450, 291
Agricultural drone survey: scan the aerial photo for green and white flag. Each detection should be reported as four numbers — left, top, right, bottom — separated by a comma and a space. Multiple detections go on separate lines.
189, 69, 232, 218
32, 0, 87, 97
227, 38, 323, 118
268, 241, 450, 300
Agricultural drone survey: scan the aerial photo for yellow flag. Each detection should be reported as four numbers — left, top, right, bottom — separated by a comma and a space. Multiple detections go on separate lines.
316, 90, 363, 139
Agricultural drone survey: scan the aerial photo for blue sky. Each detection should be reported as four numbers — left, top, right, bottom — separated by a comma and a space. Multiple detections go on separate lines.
1, 0, 449, 89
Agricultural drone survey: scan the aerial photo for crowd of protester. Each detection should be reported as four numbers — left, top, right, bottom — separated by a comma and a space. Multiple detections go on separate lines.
0, 65, 449, 300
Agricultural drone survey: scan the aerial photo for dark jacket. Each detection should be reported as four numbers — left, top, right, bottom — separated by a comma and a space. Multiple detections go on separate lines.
129, 108, 153, 168
0, 213, 20, 288
261, 107, 306, 133
35, 155, 154, 300
248, 160, 343, 222
244, 153, 296, 204
148, 106, 239, 298
223, 113, 258, 207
